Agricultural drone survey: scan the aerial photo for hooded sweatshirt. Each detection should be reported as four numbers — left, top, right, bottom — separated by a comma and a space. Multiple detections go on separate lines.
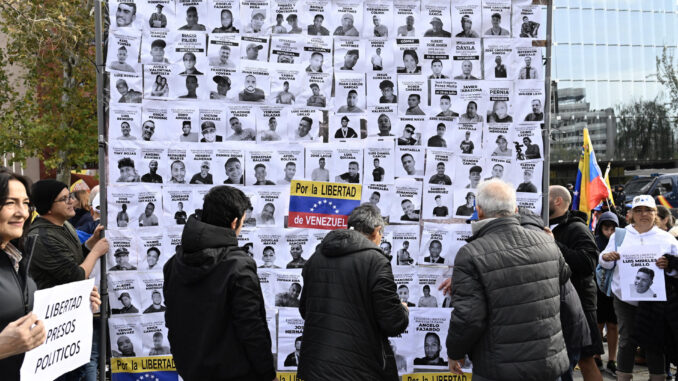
163, 216, 275, 381
594, 211, 619, 251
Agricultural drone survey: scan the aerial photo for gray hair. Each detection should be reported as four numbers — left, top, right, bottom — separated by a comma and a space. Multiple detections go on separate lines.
347, 204, 385, 235
476, 179, 517, 217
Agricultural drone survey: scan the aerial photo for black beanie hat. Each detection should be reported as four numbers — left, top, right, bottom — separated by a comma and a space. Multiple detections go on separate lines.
31, 180, 68, 215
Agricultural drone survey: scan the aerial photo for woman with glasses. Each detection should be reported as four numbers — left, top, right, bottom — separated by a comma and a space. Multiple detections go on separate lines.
0, 171, 102, 380
599, 195, 678, 380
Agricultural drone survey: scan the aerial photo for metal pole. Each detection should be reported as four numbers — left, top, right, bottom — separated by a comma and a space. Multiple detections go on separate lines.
94, 1, 109, 380
541, 0, 554, 223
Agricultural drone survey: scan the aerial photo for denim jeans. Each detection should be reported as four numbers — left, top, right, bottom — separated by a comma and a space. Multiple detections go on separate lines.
560, 347, 581, 381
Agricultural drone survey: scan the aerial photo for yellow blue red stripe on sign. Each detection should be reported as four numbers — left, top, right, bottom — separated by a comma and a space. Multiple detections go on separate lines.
288, 180, 362, 230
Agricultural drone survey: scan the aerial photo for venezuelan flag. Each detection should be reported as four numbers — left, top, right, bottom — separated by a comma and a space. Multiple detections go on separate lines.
572, 128, 609, 215
603, 162, 615, 207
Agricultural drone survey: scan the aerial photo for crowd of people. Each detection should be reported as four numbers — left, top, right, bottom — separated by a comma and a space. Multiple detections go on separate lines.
2, 167, 678, 381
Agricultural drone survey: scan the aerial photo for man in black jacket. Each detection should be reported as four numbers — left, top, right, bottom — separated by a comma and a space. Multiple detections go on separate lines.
298, 204, 409, 381
163, 186, 277, 381
548, 185, 603, 381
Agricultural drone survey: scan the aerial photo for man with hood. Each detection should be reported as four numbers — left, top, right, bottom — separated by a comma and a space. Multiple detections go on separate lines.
298, 204, 409, 380
163, 186, 276, 381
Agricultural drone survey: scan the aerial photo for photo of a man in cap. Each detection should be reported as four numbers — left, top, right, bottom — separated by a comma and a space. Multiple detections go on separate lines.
424, 17, 451, 37
239, 74, 265, 102
335, 161, 360, 184
115, 3, 136, 28
456, 192, 476, 216
117, 157, 141, 182
378, 80, 397, 103
116, 79, 142, 103
139, 202, 159, 227
143, 291, 167, 314
459, 131, 475, 154
109, 248, 137, 271
110, 46, 135, 73
200, 121, 223, 142
178, 75, 199, 99
307, 14, 329, 35
334, 116, 358, 139
428, 162, 452, 185
431, 197, 449, 218
275, 81, 295, 104
244, 9, 266, 34
337, 89, 363, 113
334, 13, 359, 36
516, 169, 538, 193
210, 75, 231, 100
174, 202, 187, 225
179, 121, 199, 142
149, 4, 167, 28
190, 161, 214, 184
150, 39, 169, 63
465, 165, 482, 188
245, 43, 264, 61
209, 45, 236, 68
213, 9, 239, 33
306, 83, 326, 107
226, 117, 256, 141
397, 124, 417, 146
306, 52, 323, 73
113, 292, 139, 314
456, 15, 479, 38
141, 160, 163, 183
372, 15, 388, 37
179, 6, 206, 31
286, 14, 302, 34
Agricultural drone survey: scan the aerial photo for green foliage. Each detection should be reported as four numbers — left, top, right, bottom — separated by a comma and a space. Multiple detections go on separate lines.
657, 47, 678, 117
616, 99, 677, 161
0, 0, 98, 181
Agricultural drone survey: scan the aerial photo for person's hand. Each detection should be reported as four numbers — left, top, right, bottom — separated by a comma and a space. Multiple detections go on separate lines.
602, 251, 620, 262
90, 238, 109, 258
85, 225, 105, 248
449, 358, 465, 374
657, 256, 669, 269
90, 286, 101, 313
438, 278, 451, 296
543, 226, 554, 238
0, 313, 46, 360
401, 302, 409, 310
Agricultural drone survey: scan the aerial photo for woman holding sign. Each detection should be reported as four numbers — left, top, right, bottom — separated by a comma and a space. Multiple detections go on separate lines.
598, 195, 678, 380
0, 170, 101, 381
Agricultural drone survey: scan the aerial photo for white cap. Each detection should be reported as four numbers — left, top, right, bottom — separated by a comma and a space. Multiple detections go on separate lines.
632, 195, 656, 210
91, 193, 101, 211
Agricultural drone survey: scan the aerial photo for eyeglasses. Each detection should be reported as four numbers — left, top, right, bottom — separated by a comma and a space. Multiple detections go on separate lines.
54, 194, 75, 203
405, 129, 414, 134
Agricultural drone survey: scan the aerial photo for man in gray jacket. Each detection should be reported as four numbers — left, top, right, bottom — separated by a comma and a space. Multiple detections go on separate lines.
446, 179, 570, 380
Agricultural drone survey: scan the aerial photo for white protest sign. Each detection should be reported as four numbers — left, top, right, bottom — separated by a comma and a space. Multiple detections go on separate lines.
620, 244, 667, 302
21, 278, 95, 381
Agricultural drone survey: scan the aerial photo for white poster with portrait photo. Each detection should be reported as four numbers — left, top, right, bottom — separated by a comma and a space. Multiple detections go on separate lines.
298, 72, 331, 109
300, 36, 332, 73
416, 267, 449, 309
266, 309, 277, 354
335, 72, 366, 114
395, 37, 422, 74
483, 38, 513, 80
109, 143, 141, 184
483, 124, 513, 159
329, 114, 363, 141
172, 31, 208, 66
238, 229, 256, 259
109, 272, 142, 316
207, 0, 241, 33
225, 105, 257, 142
368, 71, 398, 108
107, 31, 141, 74
247, 149, 278, 186
143, 64, 174, 100
391, 177, 423, 224
421, 223, 456, 265
367, 106, 397, 137
105, 229, 137, 271
513, 123, 543, 161
513, 0, 543, 39
287, 108, 323, 142
240, 0, 270, 36
429, 80, 458, 119
452, 38, 481, 80
366, 39, 396, 74
108, 187, 136, 229
386, 224, 419, 267
139, 0, 175, 31
619, 245, 667, 302
451, 0, 481, 38
512, 42, 543, 81
198, 105, 228, 143
176, 0, 209, 32
186, 146, 217, 185
166, 227, 183, 258
139, 101, 170, 142
364, 1, 393, 39
169, 70, 209, 100
425, 149, 454, 185
270, 34, 304, 64
453, 121, 482, 156
207, 33, 240, 71
236, 61, 270, 103
282, 229, 315, 269
361, 183, 395, 222
457, 81, 485, 123
253, 228, 285, 268
333, 38, 366, 73
411, 309, 450, 370
482, 0, 511, 38
331, 145, 364, 184
270, 63, 303, 106
514, 159, 543, 194
454, 155, 484, 189
111, 71, 143, 105
256, 106, 287, 143
516, 192, 543, 216
138, 144, 167, 184
424, 119, 455, 149
253, 186, 289, 226
162, 186, 193, 227
396, 116, 425, 146
420, 0, 452, 36
166, 146, 189, 184
515, 80, 545, 123
108, 316, 142, 358
446, 223, 473, 264
484, 81, 514, 124
258, 270, 276, 307
305, 146, 333, 182
274, 146, 304, 185
135, 185, 163, 228
275, 270, 304, 309
393, 0, 420, 37
398, 77, 427, 116
278, 308, 304, 370
110, 0, 144, 32
206, 69, 237, 101
270, 0, 303, 35
137, 272, 165, 315
139, 314, 171, 356
395, 146, 425, 179
303, 0, 332, 36
331, 0, 363, 37
364, 137, 396, 185
110, 105, 142, 142
215, 144, 246, 185
393, 268, 418, 306
390, 325, 414, 375
484, 156, 512, 184
422, 184, 453, 220
240, 35, 269, 62
141, 29, 173, 64
168, 102, 200, 142
454, 187, 477, 219
422, 38, 453, 80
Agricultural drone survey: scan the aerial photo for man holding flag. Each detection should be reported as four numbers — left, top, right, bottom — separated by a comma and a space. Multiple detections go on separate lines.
548, 128, 607, 381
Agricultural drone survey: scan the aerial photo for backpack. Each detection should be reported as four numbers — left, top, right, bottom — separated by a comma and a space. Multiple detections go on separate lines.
595, 228, 626, 296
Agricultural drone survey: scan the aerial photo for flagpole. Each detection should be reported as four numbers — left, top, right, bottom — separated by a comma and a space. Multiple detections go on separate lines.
541, 0, 553, 224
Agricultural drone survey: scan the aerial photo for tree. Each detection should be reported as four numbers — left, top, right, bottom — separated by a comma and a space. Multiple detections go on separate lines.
615, 99, 677, 161
657, 47, 678, 117
0, 0, 98, 183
